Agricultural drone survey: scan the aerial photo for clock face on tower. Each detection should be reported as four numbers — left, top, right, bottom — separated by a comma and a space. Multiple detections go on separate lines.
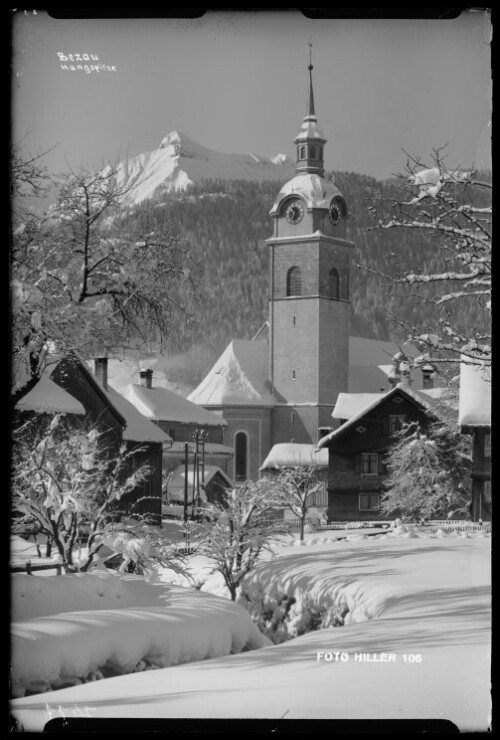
328, 201, 342, 225
285, 199, 305, 225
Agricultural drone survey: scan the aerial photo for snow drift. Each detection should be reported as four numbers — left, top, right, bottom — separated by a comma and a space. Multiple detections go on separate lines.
11, 571, 270, 697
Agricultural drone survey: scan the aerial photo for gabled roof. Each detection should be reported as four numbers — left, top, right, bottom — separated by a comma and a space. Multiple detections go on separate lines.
119, 383, 227, 426
14, 374, 86, 416
187, 340, 275, 407
332, 392, 384, 420
260, 443, 329, 470
459, 360, 491, 428
317, 382, 446, 449
104, 386, 171, 444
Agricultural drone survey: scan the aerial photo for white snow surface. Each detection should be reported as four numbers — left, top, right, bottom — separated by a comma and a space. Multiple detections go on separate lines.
260, 443, 328, 469
459, 358, 491, 427
113, 131, 295, 205
14, 374, 85, 416
119, 382, 227, 426
11, 571, 269, 698
11, 530, 490, 731
188, 339, 275, 407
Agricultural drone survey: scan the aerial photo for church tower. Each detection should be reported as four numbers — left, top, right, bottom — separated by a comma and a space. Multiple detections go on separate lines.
266, 48, 353, 444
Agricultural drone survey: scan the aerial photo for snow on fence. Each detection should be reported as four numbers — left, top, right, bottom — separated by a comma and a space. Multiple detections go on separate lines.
11, 561, 63, 575
285, 519, 491, 532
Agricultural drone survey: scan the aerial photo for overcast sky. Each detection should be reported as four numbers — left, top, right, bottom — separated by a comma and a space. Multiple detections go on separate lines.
12, 10, 491, 181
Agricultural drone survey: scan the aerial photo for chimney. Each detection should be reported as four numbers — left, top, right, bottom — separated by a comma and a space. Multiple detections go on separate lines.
421, 363, 435, 390
139, 368, 153, 389
94, 357, 108, 391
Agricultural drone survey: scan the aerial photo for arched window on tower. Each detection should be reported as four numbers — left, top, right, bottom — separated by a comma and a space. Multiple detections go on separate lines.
327, 268, 340, 300
299, 146, 306, 160
309, 145, 317, 159
234, 431, 249, 482
287, 266, 302, 297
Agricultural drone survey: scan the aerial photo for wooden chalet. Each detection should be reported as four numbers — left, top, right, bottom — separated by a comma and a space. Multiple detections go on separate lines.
317, 382, 453, 521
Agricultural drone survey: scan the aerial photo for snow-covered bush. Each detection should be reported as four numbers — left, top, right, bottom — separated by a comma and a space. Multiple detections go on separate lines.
196, 480, 288, 601
380, 420, 471, 521
11, 414, 185, 574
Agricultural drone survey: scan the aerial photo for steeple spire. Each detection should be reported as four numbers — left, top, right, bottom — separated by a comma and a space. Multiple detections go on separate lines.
294, 42, 327, 177
307, 41, 315, 118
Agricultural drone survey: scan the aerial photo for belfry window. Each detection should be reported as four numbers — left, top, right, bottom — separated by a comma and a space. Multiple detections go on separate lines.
234, 431, 248, 482
287, 266, 302, 297
327, 268, 339, 300
299, 146, 306, 160
309, 145, 317, 159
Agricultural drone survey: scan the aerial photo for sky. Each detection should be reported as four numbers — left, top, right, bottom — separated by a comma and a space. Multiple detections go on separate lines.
12, 10, 491, 181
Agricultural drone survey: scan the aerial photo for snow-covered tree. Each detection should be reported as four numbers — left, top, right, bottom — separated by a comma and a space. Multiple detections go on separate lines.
11, 414, 162, 572
11, 152, 197, 405
368, 149, 491, 367
265, 466, 324, 541
380, 420, 471, 521
196, 481, 287, 601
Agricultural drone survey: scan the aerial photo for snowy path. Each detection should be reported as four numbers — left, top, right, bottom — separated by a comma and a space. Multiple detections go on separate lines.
11, 535, 490, 732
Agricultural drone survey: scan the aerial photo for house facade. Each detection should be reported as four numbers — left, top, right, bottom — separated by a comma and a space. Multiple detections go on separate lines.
317, 383, 448, 521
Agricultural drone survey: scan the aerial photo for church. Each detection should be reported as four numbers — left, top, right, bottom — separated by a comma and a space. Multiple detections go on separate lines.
188, 56, 430, 487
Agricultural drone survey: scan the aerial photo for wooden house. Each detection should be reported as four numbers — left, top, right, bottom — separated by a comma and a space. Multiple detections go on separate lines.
317, 382, 452, 521
49, 355, 171, 523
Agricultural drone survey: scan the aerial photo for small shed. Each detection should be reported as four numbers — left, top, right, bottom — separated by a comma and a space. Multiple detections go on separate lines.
166, 464, 233, 507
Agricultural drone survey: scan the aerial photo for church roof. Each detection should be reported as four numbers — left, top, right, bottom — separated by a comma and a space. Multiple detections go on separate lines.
189, 336, 432, 408
260, 443, 328, 470
119, 383, 228, 426
458, 359, 491, 428
187, 339, 275, 407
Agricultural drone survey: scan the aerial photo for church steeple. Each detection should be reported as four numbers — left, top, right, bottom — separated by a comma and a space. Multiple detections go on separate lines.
294, 43, 327, 177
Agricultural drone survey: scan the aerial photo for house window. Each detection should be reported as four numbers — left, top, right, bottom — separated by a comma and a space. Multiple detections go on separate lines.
234, 431, 248, 483
361, 452, 379, 476
287, 266, 302, 297
168, 428, 176, 441
292, 370, 296, 380
484, 433, 491, 459
359, 493, 380, 511
291, 411, 295, 425
327, 268, 339, 300
483, 480, 491, 504
389, 415, 406, 436
292, 315, 296, 326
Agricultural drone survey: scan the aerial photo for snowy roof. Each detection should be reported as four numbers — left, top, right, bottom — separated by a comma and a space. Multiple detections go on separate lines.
163, 441, 234, 457
459, 360, 491, 428
260, 443, 329, 470
119, 383, 227, 426
318, 383, 445, 448
103, 386, 171, 444
269, 173, 345, 215
332, 393, 384, 420
187, 340, 275, 407
14, 374, 86, 416
167, 464, 233, 501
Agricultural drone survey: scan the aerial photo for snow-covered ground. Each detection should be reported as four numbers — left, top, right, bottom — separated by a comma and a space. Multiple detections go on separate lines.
11, 570, 269, 699
11, 527, 490, 732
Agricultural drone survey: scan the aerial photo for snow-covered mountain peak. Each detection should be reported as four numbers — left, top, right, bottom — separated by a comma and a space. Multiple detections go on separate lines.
112, 132, 296, 205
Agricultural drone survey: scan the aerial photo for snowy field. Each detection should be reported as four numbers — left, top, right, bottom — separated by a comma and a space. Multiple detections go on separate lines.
11, 528, 491, 732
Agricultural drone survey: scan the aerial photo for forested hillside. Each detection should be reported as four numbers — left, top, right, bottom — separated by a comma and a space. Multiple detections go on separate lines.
116, 171, 490, 386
